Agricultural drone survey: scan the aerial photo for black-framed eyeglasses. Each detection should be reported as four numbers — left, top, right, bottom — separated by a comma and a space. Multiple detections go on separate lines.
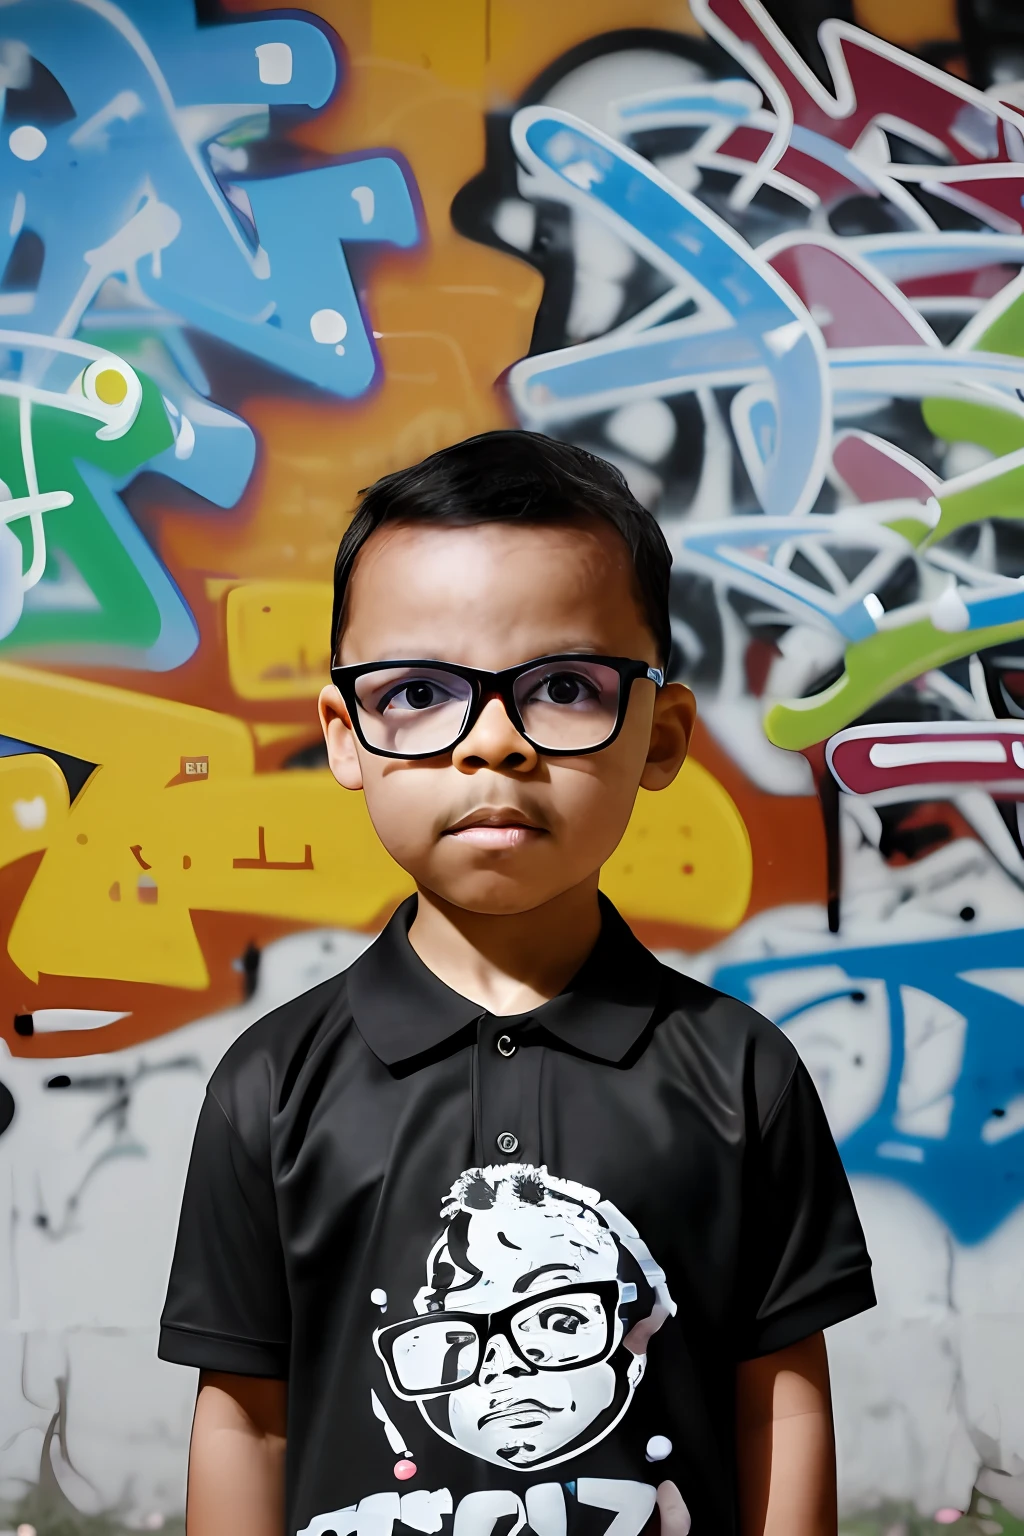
330, 654, 664, 760
373, 1280, 621, 1400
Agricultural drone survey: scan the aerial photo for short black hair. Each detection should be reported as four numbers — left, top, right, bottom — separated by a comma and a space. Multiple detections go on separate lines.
331, 430, 672, 664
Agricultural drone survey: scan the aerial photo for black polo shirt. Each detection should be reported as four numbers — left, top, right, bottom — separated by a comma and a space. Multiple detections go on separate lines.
160, 895, 874, 1536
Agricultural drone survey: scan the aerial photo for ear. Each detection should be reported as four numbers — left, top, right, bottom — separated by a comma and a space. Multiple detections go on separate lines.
640, 681, 695, 792
318, 684, 364, 791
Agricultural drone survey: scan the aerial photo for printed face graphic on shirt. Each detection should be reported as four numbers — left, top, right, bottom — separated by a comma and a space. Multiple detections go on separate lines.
373, 1164, 675, 1470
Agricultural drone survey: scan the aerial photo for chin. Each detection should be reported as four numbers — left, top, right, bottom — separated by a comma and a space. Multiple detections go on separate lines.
428, 874, 567, 916
455, 1429, 570, 1468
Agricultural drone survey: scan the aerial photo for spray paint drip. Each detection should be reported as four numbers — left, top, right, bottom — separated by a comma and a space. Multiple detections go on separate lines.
370, 1388, 415, 1478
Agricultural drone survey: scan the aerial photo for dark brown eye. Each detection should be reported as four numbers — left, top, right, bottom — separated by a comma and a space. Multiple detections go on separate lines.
546, 673, 584, 704
380, 678, 453, 713
537, 1307, 584, 1332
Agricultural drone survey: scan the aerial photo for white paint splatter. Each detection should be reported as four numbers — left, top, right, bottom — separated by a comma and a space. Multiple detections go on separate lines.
69, 91, 143, 150
9, 189, 25, 239
931, 586, 970, 633
0, 40, 30, 90
310, 308, 348, 345
562, 159, 603, 189
13, 796, 47, 830
174, 413, 196, 460
256, 42, 293, 86
763, 318, 805, 357
32, 1009, 131, 1035
645, 1435, 672, 1462
9, 126, 46, 162
351, 186, 375, 225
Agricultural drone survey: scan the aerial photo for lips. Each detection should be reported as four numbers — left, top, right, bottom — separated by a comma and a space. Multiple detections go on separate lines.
443, 807, 546, 849
478, 1397, 561, 1430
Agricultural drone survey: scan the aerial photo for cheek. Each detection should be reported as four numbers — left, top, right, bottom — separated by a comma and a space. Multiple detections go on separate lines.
448, 1388, 485, 1437
543, 753, 643, 842
357, 760, 442, 852
562, 1362, 617, 1417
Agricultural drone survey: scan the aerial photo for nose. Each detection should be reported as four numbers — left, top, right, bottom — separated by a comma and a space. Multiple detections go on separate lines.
480, 1331, 536, 1384
452, 695, 539, 774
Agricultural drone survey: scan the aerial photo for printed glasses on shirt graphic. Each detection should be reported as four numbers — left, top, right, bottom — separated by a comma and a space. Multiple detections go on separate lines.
375, 1280, 620, 1397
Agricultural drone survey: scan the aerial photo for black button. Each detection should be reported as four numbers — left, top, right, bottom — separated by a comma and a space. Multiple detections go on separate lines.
496, 1034, 516, 1057
496, 1131, 519, 1155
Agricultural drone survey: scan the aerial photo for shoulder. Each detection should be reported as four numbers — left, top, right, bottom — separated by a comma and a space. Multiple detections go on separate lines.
207, 969, 352, 1140
651, 956, 799, 1128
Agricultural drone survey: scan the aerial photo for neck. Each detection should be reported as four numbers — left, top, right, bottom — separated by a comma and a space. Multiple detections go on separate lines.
408, 877, 603, 1015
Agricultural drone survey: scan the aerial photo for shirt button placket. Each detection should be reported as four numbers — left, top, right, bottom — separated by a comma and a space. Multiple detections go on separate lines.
474, 1016, 542, 1167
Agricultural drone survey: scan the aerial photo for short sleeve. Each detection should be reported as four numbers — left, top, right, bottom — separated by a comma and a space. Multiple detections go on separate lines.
737, 1059, 875, 1359
158, 1089, 290, 1377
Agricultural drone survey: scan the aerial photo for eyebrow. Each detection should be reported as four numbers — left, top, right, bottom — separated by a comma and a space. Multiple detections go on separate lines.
512, 1262, 582, 1294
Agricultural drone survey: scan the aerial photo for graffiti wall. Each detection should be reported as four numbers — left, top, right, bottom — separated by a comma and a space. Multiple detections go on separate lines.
1, 0, 1023, 1531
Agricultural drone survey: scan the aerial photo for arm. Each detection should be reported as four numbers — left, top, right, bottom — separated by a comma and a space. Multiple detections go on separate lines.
187, 1372, 288, 1536
735, 1332, 837, 1536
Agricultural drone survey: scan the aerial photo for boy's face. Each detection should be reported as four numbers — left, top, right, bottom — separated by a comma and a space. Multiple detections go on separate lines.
319, 519, 694, 915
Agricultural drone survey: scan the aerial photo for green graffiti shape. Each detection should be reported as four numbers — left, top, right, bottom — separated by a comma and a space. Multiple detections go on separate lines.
766, 290, 1024, 750
922, 398, 1024, 545
1, 371, 173, 652
922, 286, 1024, 540
765, 610, 1024, 752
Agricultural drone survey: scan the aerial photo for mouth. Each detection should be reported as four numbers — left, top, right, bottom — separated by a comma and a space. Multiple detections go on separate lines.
478, 1398, 560, 1430
443, 807, 546, 850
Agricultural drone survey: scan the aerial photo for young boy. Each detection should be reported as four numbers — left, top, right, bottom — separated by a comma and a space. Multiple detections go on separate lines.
160, 432, 874, 1536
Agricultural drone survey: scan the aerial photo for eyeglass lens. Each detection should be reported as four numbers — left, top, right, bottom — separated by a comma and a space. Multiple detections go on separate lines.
352, 660, 623, 755
390, 1320, 480, 1393
353, 666, 474, 756
385, 1290, 611, 1394
508, 1289, 610, 1366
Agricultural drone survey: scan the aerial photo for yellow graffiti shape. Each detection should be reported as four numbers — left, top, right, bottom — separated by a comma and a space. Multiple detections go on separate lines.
225, 581, 333, 701
1, 662, 412, 990
601, 758, 752, 932
1, 662, 751, 992
0, 753, 70, 864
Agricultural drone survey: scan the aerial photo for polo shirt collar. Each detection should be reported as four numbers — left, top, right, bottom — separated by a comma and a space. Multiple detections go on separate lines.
348, 894, 663, 1068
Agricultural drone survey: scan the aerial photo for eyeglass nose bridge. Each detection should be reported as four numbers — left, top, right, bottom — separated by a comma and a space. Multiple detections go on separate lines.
455, 677, 531, 753
479, 1318, 537, 1377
